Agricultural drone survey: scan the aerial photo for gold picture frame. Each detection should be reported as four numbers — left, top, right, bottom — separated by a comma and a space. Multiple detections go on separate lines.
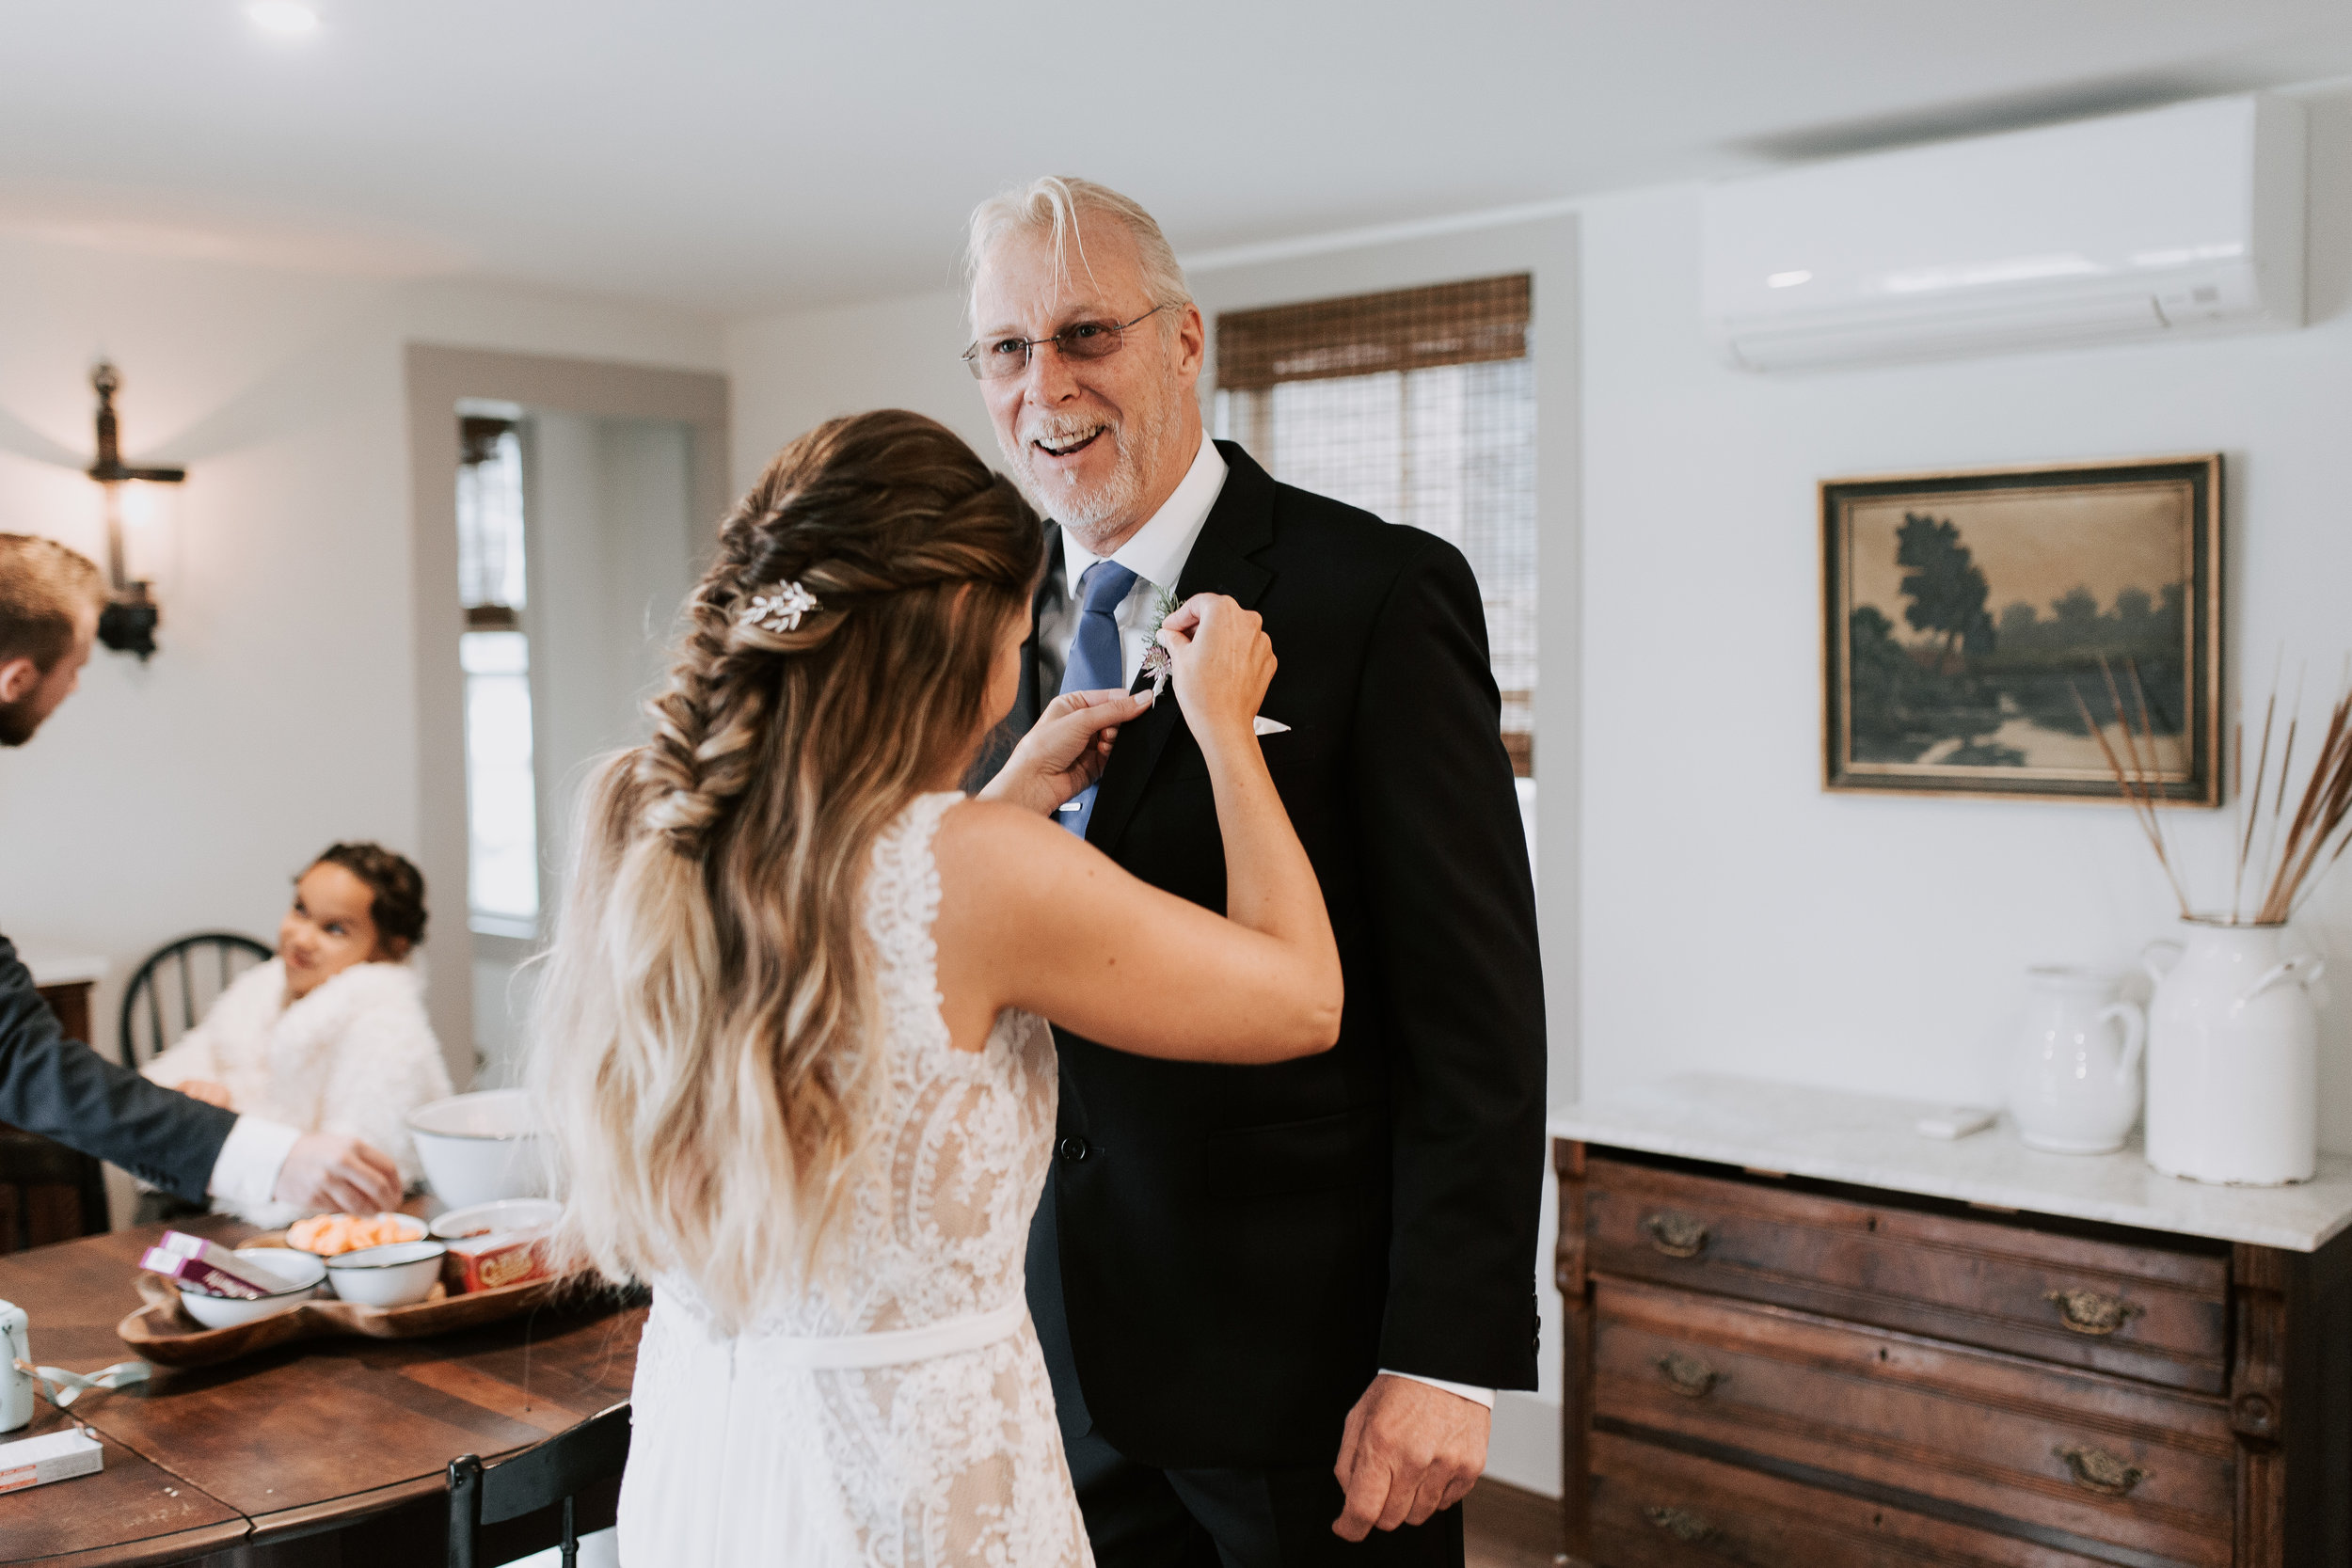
1821, 454, 2223, 804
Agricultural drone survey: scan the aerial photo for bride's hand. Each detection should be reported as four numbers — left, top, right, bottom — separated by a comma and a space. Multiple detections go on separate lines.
1157, 594, 1274, 752
980, 688, 1152, 816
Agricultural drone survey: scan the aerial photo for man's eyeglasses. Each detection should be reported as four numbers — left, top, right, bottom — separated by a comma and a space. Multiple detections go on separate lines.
962, 305, 1174, 381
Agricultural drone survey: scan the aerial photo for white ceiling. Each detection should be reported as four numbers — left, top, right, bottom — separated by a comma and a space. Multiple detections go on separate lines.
4, 0, 2349, 315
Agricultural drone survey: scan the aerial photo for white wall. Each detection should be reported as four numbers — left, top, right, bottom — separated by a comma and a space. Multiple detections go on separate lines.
726, 289, 993, 491
525, 411, 701, 840
0, 233, 721, 1085
1577, 86, 2352, 1153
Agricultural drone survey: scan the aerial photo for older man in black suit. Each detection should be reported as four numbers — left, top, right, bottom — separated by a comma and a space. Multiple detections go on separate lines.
966, 180, 1546, 1566
0, 533, 402, 1218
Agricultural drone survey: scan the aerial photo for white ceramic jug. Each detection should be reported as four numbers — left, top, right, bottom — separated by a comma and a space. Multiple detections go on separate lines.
2006, 967, 2146, 1154
1, 1300, 31, 1433
2143, 920, 2327, 1186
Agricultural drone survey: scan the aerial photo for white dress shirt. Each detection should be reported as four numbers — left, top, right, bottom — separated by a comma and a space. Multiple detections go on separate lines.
1046, 435, 1229, 689
1044, 434, 1494, 1414
207, 1115, 300, 1210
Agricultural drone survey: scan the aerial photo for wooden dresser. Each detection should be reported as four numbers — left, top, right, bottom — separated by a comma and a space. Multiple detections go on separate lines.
5, 950, 111, 1249
1553, 1078, 2352, 1568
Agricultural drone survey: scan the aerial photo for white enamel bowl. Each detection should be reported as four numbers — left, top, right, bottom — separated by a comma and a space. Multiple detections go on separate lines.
407, 1090, 550, 1209
178, 1247, 326, 1329
429, 1197, 562, 1242
325, 1240, 448, 1307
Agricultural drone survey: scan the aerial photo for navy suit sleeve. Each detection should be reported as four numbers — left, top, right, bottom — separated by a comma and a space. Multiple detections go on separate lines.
1350, 536, 1547, 1391
0, 934, 235, 1199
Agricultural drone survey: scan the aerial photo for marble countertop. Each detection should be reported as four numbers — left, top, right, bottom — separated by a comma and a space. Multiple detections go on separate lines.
21, 950, 106, 988
1550, 1075, 2352, 1253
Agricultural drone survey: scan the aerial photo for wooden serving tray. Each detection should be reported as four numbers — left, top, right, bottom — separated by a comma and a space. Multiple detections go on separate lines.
119, 1250, 569, 1369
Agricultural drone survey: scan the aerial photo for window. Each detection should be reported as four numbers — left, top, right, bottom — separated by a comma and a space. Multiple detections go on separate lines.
1213, 275, 1537, 777
455, 416, 539, 937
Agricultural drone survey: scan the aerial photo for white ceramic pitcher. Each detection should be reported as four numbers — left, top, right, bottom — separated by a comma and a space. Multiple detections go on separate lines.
2006, 967, 2146, 1154
2143, 920, 2327, 1186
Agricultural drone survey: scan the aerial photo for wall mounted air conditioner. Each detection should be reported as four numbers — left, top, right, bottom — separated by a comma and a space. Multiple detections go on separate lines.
1703, 94, 2305, 372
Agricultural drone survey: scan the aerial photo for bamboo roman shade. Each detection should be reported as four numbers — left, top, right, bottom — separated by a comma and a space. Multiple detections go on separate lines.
1211, 272, 1538, 778
1216, 274, 1531, 391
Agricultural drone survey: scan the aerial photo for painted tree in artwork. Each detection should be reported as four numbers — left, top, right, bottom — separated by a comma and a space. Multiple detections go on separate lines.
1895, 512, 1994, 673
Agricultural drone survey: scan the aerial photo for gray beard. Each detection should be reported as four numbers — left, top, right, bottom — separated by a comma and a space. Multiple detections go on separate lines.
1000, 396, 1177, 552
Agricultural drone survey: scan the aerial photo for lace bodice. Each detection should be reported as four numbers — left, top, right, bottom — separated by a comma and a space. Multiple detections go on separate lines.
622, 791, 1088, 1566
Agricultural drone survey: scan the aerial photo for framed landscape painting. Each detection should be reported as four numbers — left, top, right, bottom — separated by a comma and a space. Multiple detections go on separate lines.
1821, 454, 2222, 804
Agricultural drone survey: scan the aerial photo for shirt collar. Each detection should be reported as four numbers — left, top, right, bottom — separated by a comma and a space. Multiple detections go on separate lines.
1059, 435, 1228, 595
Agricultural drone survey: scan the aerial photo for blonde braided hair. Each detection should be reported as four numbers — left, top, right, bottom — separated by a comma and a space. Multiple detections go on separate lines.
533, 411, 1043, 1330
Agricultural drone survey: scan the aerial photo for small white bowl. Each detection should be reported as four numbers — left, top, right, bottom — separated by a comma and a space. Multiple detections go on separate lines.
178, 1247, 326, 1330
430, 1197, 562, 1242
325, 1239, 448, 1307
407, 1090, 550, 1209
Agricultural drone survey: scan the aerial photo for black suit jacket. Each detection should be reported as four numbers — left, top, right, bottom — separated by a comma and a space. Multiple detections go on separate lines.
0, 932, 234, 1199
993, 443, 1546, 1469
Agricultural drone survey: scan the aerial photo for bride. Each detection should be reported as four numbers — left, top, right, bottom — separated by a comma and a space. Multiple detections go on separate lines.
532, 409, 1340, 1565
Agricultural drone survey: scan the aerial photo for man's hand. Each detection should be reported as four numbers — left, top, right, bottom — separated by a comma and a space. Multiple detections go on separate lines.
272, 1132, 401, 1214
177, 1079, 234, 1110
1331, 1374, 1489, 1540
978, 688, 1152, 816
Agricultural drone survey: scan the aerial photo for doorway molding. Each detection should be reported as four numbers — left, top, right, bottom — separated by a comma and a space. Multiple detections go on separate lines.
405, 344, 729, 1084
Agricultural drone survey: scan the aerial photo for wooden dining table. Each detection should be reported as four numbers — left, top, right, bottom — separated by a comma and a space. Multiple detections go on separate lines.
0, 1212, 643, 1566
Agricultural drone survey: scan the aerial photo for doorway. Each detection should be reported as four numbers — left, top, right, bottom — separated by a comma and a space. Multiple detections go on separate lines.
406, 347, 728, 1088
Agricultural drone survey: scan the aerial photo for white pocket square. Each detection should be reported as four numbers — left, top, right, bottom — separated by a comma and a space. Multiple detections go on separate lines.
1252, 716, 1291, 736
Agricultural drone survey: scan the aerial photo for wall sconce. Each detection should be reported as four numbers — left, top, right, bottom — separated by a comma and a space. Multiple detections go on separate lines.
86, 361, 183, 661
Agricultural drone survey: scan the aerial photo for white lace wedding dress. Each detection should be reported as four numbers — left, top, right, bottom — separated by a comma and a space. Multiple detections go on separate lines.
617, 793, 1092, 1567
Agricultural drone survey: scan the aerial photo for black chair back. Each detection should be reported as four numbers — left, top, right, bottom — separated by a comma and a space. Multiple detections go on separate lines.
118, 932, 274, 1070
447, 1402, 630, 1568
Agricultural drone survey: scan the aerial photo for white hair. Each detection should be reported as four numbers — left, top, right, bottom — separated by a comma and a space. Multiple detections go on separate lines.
963, 176, 1191, 333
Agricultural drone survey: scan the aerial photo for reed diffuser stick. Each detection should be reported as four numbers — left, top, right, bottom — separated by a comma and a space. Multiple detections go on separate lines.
2230, 721, 2248, 923
2235, 689, 2277, 921
2092, 649, 2352, 927
2262, 691, 2352, 924
2072, 678, 2190, 917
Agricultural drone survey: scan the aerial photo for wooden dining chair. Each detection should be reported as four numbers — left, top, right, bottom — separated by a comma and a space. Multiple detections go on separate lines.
446, 1402, 631, 1568
117, 931, 274, 1070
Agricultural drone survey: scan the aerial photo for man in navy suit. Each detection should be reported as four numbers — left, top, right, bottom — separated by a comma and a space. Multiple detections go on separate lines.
966, 181, 1546, 1566
0, 533, 402, 1216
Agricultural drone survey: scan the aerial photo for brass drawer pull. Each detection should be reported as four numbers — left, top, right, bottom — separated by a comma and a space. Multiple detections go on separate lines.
1645, 1504, 1720, 1544
1655, 1352, 1727, 1398
1641, 1212, 1710, 1259
2044, 1288, 2144, 1337
2055, 1444, 2148, 1497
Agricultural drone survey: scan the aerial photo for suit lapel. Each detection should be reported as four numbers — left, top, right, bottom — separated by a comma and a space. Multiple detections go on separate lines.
1023, 524, 1067, 731
1084, 442, 1278, 856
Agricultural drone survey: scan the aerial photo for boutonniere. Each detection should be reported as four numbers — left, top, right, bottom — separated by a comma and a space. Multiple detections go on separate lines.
1137, 586, 1181, 699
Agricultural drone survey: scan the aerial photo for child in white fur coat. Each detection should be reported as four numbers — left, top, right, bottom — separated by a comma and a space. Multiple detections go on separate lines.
143, 843, 452, 1226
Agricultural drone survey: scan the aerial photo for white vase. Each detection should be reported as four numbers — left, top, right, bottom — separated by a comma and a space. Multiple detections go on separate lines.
2142, 919, 2327, 1186
2006, 966, 2145, 1154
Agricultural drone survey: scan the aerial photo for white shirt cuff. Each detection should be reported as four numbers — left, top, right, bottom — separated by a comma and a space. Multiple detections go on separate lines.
207, 1117, 300, 1212
1380, 1370, 1495, 1409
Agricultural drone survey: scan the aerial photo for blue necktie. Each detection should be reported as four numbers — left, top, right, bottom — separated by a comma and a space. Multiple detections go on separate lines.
1057, 559, 1138, 837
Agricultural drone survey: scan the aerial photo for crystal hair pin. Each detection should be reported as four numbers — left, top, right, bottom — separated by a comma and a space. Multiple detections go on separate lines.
742, 580, 820, 634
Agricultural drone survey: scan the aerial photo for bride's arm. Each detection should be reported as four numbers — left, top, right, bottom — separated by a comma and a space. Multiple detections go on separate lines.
934, 596, 1342, 1064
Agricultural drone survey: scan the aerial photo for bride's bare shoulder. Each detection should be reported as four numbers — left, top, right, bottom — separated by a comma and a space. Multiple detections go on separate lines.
933, 798, 1084, 893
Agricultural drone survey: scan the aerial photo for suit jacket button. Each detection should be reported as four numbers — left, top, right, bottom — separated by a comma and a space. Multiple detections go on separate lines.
1057, 1136, 1090, 1163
